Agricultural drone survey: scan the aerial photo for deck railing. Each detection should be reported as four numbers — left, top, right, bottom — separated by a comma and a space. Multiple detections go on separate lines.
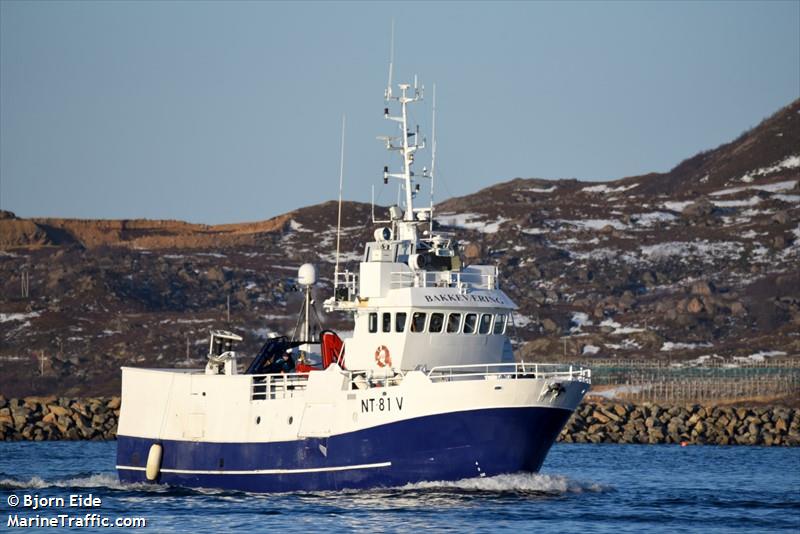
250, 373, 310, 400
333, 271, 358, 301
426, 362, 591, 383
250, 362, 591, 400
390, 270, 497, 290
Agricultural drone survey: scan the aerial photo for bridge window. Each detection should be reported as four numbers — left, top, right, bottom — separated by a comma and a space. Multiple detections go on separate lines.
382, 312, 392, 333
493, 314, 507, 335
411, 312, 427, 333
446, 313, 461, 333
368, 313, 378, 333
396, 312, 407, 332
478, 314, 492, 335
429, 313, 444, 333
463, 313, 477, 334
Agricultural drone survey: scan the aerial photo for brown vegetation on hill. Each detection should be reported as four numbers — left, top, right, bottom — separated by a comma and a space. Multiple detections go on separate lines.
1, 100, 798, 398
0, 212, 296, 250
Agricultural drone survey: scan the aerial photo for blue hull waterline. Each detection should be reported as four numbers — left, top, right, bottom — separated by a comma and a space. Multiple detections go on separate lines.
117, 407, 571, 492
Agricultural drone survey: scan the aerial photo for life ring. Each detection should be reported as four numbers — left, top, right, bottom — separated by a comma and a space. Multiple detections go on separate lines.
375, 345, 391, 368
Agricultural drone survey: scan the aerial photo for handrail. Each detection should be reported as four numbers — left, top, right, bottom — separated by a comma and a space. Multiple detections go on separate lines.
333, 270, 358, 301
426, 362, 591, 383
250, 372, 311, 400
390, 270, 497, 290
250, 363, 591, 400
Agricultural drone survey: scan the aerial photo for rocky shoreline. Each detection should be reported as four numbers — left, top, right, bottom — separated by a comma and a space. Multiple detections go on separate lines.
0, 396, 119, 441
1, 396, 798, 445
559, 401, 799, 446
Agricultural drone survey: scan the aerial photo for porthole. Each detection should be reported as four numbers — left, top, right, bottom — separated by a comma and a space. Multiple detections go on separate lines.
288, 416, 294, 425
256, 416, 261, 424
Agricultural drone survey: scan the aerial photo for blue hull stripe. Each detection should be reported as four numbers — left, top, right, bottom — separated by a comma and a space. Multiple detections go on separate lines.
117, 406, 571, 492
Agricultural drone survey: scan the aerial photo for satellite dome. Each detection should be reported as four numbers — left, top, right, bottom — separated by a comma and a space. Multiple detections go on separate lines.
297, 263, 317, 286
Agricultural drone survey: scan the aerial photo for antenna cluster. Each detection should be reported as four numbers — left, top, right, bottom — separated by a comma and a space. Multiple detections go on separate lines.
378, 25, 436, 227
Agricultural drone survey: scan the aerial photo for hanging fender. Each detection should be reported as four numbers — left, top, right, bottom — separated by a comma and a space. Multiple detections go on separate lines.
145, 443, 163, 482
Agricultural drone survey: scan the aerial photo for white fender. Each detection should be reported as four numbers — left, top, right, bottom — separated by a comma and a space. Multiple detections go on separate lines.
145, 443, 163, 481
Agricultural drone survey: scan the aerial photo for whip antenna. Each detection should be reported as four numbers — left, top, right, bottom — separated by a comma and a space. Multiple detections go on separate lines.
430, 83, 437, 233
385, 20, 395, 100
334, 115, 346, 287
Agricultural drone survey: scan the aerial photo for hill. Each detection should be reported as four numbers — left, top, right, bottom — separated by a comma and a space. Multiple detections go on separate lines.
1, 99, 798, 396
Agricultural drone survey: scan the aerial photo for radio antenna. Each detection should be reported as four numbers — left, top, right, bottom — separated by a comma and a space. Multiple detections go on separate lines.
429, 84, 437, 233
334, 115, 346, 288
385, 20, 395, 100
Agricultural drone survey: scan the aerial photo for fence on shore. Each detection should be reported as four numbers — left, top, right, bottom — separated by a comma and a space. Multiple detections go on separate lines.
568, 357, 800, 404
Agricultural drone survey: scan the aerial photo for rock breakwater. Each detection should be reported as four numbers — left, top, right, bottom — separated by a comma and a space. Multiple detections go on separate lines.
1, 396, 798, 445
559, 402, 800, 446
0, 396, 119, 441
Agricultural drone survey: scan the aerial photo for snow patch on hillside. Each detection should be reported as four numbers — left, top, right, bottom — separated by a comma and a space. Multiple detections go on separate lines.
662, 200, 693, 212
632, 212, 678, 227
711, 180, 797, 197
559, 219, 628, 231
570, 312, 592, 333
640, 241, 744, 263
711, 196, 761, 208
289, 219, 311, 232
526, 186, 557, 193
739, 156, 800, 183
0, 311, 41, 323
437, 213, 510, 234
661, 341, 713, 352
600, 319, 645, 334
582, 183, 639, 194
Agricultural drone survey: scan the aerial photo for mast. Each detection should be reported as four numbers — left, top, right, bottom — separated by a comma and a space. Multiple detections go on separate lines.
382, 78, 426, 237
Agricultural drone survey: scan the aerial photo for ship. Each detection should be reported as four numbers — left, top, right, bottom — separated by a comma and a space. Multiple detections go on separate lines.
115, 65, 591, 492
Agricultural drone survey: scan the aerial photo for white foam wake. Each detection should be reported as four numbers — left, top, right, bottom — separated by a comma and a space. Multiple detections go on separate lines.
1, 472, 610, 496
0, 473, 154, 491
397, 472, 609, 494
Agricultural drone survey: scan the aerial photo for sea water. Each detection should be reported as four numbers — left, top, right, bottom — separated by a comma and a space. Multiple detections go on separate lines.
1, 441, 798, 533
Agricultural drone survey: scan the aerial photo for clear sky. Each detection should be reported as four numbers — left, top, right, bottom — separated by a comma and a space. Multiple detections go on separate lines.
1, 1, 798, 224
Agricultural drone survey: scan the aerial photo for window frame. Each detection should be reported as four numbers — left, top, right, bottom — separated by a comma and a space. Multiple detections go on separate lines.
446, 313, 462, 334
368, 312, 378, 333
478, 313, 493, 335
410, 312, 427, 333
395, 312, 407, 333
463, 313, 478, 334
493, 314, 507, 335
429, 312, 444, 333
